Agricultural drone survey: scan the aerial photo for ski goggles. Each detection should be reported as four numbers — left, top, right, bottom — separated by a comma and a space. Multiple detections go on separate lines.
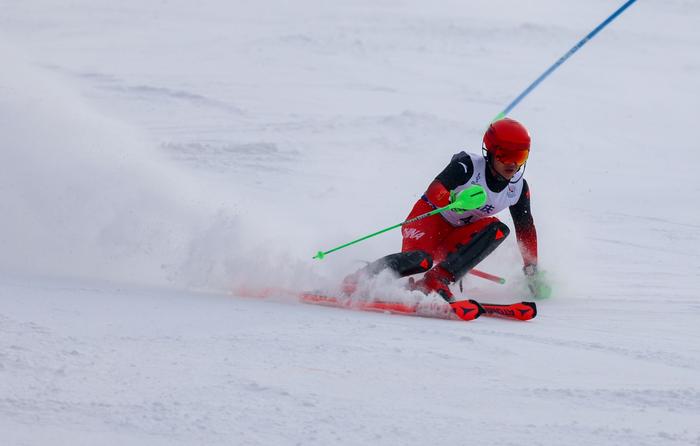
492, 147, 530, 165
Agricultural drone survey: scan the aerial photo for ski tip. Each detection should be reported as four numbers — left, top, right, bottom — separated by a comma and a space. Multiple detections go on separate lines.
508, 301, 537, 321
480, 301, 537, 321
523, 301, 537, 319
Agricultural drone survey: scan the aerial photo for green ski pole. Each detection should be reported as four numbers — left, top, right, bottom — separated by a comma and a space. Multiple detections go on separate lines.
313, 185, 487, 260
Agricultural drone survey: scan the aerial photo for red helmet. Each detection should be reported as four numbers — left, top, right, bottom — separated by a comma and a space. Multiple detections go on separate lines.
482, 118, 531, 165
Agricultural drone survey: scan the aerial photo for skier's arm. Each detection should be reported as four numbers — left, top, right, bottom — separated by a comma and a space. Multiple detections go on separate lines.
509, 180, 538, 267
435, 152, 474, 190
424, 153, 475, 207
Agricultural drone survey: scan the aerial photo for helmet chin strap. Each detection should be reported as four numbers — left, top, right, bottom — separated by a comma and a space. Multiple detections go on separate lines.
509, 162, 527, 184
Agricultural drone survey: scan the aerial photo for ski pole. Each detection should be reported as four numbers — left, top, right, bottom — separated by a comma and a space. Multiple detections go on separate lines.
313, 185, 487, 260
469, 269, 506, 285
492, 0, 638, 122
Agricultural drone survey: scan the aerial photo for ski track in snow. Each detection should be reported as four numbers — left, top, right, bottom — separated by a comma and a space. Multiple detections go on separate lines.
1, 0, 699, 445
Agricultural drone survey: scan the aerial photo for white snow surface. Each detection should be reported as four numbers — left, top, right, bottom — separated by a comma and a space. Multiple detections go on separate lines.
1, 1, 699, 445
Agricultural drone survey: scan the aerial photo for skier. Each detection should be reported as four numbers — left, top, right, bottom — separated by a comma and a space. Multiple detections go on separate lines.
343, 117, 549, 305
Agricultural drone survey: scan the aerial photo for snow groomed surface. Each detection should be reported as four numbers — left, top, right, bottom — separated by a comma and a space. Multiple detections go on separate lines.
1, 0, 699, 445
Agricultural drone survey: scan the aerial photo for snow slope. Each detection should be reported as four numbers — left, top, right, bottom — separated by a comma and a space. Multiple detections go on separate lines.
1, 0, 699, 445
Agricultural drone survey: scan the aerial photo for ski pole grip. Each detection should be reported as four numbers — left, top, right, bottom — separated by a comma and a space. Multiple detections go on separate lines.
449, 185, 487, 212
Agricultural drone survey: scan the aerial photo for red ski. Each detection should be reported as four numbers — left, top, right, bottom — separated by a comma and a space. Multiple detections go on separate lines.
480, 301, 537, 321
299, 292, 536, 322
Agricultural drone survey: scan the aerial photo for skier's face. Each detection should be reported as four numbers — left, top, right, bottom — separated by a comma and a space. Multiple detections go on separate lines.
492, 158, 522, 180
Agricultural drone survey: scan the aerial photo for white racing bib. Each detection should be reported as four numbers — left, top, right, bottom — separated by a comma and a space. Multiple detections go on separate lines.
441, 152, 524, 227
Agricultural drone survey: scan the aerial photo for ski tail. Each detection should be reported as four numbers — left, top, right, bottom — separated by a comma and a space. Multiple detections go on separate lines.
480, 301, 537, 321
300, 293, 420, 315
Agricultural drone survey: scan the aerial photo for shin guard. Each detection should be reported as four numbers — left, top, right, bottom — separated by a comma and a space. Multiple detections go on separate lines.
440, 221, 510, 281
363, 250, 433, 277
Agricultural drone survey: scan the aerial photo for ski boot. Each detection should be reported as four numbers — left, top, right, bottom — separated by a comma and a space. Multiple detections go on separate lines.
410, 266, 484, 321
411, 221, 511, 320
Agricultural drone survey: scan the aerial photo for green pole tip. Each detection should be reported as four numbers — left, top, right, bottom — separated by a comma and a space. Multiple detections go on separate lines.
499, 278, 506, 285
491, 112, 506, 123
313, 250, 325, 260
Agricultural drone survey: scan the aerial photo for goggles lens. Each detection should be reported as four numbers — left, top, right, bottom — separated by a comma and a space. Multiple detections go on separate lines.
494, 147, 529, 165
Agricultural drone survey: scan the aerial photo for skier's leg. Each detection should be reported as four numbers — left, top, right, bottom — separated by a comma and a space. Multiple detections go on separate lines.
363, 250, 434, 277
439, 218, 510, 281
400, 197, 454, 254
342, 250, 433, 295
416, 218, 510, 301
342, 197, 450, 295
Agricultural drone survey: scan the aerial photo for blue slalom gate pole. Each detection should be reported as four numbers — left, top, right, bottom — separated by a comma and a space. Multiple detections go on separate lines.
492, 0, 638, 122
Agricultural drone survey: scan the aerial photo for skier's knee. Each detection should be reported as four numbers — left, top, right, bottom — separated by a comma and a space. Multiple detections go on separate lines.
441, 221, 510, 280
489, 221, 510, 243
394, 250, 433, 276
367, 250, 432, 277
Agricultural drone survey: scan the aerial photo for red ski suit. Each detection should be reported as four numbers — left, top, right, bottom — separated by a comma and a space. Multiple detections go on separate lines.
401, 167, 538, 268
